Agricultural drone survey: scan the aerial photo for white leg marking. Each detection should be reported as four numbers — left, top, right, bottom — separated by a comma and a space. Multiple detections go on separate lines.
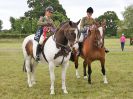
31, 61, 38, 85
25, 58, 32, 87
49, 62, 55, 95
84, 76, 88, 79
103, 75, 108, 84
76, 69, 80, 78
62, 62, 69, 94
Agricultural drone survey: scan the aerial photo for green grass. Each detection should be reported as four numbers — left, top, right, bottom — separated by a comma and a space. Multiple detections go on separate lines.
0, 38, 133, 99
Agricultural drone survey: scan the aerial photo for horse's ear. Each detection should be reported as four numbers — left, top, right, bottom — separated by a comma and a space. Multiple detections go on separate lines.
76, 19, 81, 25
95, 21, 100, 27
101, 19, 106, 27
69, 21, 73, 26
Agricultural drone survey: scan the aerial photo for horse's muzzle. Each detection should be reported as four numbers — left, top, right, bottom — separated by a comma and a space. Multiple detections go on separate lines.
98, 41, 103, 48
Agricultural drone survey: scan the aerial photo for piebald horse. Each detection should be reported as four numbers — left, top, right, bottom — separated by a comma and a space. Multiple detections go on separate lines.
22, 20, 80, 94
71, 21, 108, 84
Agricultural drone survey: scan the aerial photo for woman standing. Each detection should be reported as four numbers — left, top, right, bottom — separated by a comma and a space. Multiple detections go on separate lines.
120, 34, 126, 51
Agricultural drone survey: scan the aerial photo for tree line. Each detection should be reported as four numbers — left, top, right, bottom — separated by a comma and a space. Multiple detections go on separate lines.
0, 0, 133, 38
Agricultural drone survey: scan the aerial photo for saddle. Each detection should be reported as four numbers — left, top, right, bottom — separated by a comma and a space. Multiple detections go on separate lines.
37, 38, 48, 62
54, 45, 71, 59
40, 38, 48, 51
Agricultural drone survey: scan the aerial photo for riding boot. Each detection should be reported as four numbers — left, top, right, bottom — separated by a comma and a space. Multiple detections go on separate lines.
78, 42, 83, 55
36, 44, 41, 61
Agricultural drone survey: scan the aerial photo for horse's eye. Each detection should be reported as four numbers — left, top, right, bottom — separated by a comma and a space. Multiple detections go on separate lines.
71, 32, 74, 36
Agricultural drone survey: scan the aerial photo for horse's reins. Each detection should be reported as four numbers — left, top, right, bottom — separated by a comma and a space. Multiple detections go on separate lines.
51, 25, 79, 64
51, 34, 71, 65
52, 34, 70, 49
94, 37, 104, 48
52, 32, 79, 65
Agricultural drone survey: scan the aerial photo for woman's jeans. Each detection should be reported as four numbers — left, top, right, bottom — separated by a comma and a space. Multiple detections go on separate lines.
121, 42, 125, 51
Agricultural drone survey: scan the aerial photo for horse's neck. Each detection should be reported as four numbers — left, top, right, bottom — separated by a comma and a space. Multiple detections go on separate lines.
88, 34, 97, 48
89, 34, 95, 43
55, 32, 68, 48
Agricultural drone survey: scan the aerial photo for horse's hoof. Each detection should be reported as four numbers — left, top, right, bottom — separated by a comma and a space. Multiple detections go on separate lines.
50, 90, 55, 95
104, 80, 108, 84
63, 89, 68, 94
28, 84, 33, 87
84, 76, 87, 79
76, 75, 80, 79
32, 81, 36, 85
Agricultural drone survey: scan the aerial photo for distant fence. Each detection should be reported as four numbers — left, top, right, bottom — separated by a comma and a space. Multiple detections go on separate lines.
0, 34, 29, 38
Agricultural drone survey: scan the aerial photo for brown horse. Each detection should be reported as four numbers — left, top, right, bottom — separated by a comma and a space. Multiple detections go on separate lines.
130, 37, 133, 45
71, 21, 108, 84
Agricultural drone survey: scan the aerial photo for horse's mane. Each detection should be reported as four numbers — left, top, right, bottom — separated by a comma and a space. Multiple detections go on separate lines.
56, 21, 69, 32
60, 21, 69, 27
87, 24, 103, 48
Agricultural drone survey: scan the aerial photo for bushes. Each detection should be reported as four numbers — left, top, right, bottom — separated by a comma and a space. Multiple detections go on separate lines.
0, 30, 33, 38
0, 33, 29, 38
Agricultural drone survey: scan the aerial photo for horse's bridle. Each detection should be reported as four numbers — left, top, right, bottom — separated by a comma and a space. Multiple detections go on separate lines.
53, 35, 67, 47
89, 26, 104, 48
94, 35, 104, 48
52, 28, 80, 51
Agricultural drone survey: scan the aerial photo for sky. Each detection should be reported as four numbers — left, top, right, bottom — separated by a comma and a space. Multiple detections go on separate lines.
0, 0, 133, 30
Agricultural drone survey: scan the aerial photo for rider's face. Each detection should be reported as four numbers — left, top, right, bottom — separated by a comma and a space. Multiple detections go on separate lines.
87, 12, 92, 18
45, 11, 53, 17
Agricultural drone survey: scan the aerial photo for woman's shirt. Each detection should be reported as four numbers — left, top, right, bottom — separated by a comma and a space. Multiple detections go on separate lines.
37, 16, 54, 27
120, 36, 126, 43
80, 16, 95, 30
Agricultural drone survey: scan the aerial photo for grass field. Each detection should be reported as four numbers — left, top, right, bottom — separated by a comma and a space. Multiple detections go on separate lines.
0, 38, 133, 99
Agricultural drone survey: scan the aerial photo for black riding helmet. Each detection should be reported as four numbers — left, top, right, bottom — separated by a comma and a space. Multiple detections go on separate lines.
87, 7, 93, 13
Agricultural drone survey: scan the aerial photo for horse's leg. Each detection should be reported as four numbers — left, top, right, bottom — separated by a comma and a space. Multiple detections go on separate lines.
25, 57, 32, 87
31, 60, 38, 85
75, 55, 80, 78
62, 62, 69, 94
100, 59, 108, 84
88, 63, 92, 84
49, 62, 55, 95
83, 60, 87, 79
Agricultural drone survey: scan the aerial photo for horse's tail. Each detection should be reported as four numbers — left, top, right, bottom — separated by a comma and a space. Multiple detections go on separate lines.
22, 35, 32, 72
22, 34, 35, 72
23, 60, 33, 72
22, 36, 28, 72
23, 60, 27, 72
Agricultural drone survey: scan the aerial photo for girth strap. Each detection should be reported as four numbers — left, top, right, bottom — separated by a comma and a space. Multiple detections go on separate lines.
42, 49, 48, 63
60, 56, 65, 65
41, 39, 48, 63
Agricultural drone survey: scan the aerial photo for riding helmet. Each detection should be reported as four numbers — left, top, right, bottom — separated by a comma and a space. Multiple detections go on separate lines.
45, 6, 54, 13
87, 7, 93, 13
